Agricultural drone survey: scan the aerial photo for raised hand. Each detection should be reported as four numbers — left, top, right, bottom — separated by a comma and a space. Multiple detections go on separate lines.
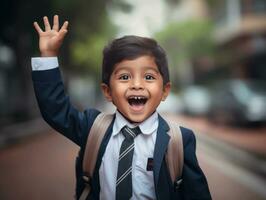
33, 15, 69, 57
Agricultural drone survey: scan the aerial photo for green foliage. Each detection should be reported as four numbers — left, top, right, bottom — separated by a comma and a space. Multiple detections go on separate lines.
63, 0, 118, 75
71, 34, 106, 74
0, 0, 120, 89
69, 10, 117, 75
156, 20, 215, 68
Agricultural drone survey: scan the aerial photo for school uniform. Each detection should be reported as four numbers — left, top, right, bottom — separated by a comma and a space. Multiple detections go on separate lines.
31, 57, 212, 200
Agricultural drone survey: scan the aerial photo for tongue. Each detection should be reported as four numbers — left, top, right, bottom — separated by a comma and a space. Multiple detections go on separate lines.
130, 102, 145, 112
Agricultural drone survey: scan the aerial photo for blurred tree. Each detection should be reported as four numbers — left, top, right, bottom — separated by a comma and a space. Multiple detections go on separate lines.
69, 0, 132, 76
0, 0, 119, 124
0, 0, 58, 122
71, 33, 108, 75
155, 20, 215, 88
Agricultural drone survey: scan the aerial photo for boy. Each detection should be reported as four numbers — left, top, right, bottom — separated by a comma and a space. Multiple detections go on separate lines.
32, 15, 212, 200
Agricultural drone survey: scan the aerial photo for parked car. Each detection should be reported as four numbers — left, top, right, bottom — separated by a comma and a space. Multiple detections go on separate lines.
157, 92, 183, 114
180, 85, 211, 116
207, 79, 266, 126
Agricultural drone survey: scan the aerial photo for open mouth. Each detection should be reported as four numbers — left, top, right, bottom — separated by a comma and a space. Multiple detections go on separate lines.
127, 96, 148, 108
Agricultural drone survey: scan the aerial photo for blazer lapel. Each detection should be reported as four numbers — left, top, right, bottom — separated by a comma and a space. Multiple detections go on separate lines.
153, 114, 170, 187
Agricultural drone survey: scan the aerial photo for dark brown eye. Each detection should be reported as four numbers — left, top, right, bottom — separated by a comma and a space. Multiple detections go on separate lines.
119, 74, 130, 80
145, 75, 155, 80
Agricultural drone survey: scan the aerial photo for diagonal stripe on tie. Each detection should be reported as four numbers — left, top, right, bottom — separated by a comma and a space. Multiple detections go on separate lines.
116, 166, 132, 186
116, 125, 141, 200
125, 127, 136, 138
119, 143, 134, 161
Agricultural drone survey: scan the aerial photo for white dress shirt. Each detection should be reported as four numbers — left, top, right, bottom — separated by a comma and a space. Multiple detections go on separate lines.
31, 57, 158, 200
99, 110, 157, 200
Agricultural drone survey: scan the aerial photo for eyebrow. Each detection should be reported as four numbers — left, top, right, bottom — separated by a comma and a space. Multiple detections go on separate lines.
113, 66, 160, 74
144, 66, 160, 73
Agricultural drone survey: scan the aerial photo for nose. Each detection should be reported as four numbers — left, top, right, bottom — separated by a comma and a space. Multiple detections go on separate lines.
130, 77, 144, 90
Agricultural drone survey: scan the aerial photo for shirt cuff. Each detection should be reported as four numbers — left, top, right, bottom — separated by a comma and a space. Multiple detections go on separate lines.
31, 57, 59, 71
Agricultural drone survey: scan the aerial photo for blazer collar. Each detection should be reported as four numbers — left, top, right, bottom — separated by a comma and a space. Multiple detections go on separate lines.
153, 114, 170, 187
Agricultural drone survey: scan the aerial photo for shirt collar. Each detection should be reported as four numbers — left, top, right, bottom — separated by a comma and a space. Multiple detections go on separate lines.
112, 110, 158, 136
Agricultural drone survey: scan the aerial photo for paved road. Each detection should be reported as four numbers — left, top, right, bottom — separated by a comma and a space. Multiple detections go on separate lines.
0, 130, 265, 200
0, 131, 78, 200
197, 138, 266, 200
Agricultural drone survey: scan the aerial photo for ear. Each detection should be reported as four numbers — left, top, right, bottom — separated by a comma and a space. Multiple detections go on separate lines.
162, 82, 171, 101
101, 83, 113, 102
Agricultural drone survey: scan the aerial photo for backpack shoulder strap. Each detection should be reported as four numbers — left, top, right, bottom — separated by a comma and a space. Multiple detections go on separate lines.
164, 118, 184, 184
83, 112, 114, 177
80, 112, 113, 200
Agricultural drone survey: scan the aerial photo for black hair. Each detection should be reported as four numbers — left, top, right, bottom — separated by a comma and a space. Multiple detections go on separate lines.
102, 35, 169, 85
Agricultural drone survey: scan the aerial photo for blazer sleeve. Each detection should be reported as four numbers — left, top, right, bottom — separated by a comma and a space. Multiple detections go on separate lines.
32, 67, 99, 146
179, 127, 212, 200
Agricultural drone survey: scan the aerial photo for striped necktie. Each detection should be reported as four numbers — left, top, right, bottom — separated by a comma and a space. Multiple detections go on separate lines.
116, 125, 141, 200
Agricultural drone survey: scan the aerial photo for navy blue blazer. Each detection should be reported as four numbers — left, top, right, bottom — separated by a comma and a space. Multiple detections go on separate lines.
32, 67, 212, 200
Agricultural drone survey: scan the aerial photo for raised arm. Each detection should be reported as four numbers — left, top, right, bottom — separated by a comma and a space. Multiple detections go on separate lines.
32, 16, 99, 146
33, 15, 68, 57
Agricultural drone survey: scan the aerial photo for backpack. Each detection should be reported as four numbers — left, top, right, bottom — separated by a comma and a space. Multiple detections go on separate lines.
79, 113, 184, 200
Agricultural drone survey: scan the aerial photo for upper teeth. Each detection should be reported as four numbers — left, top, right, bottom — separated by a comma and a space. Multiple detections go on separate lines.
131, 96, 144, 100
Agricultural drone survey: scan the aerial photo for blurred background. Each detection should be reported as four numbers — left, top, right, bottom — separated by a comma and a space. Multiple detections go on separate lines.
0, 0, 266, 199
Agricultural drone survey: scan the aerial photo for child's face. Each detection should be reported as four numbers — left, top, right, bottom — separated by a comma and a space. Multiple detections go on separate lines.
101, 55, 171, 123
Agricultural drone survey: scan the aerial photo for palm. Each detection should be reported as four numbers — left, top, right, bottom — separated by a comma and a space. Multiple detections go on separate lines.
34, 15, 68, 56
39, 30, 61, 53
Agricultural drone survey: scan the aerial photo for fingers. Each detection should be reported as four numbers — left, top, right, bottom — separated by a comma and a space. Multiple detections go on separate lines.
43, 16, 51, 31
59, 21, 69, 35
58, 21, 69, 40
33, 22, 43, 34
60, 21, 69, 32
33, 15, 68, 34
52, 15, 59, 31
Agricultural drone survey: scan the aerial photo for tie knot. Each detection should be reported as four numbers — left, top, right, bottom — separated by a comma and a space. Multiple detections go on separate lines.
121, 126, 141, 141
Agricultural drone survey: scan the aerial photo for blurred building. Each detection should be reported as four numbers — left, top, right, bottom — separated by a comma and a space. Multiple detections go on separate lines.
0, 42, 36, 127
168, 0, 209, 21
0, 1, 43, 128
0, 44, 16, 126
213, 0, 266, 81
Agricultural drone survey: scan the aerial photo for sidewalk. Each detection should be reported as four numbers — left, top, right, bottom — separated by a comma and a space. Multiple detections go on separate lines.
165, 114, 266, 179
1, 114, 266, 176
0, 118, 51, 149
2, 124, 264, 200
1, 114, 266, 156
1, 114, 266, 200
170, 114, 266, 158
